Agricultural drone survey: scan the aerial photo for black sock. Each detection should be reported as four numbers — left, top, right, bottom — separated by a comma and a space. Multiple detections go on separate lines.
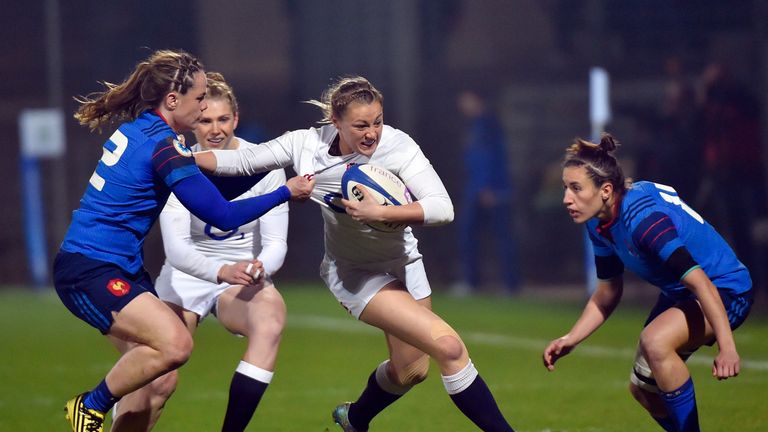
449, 375, 514, 432
221, 371, 269, 432
348, 368, 403, 431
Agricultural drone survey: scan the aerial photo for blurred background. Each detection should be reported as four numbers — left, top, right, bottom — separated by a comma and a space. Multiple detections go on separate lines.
3, 0, 767, 307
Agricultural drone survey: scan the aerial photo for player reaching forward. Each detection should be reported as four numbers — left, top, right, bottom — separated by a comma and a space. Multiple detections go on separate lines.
109, 72, 290, 432
543, 134, 753, 431
195, 76, 515, 431
53, 50, 312, 432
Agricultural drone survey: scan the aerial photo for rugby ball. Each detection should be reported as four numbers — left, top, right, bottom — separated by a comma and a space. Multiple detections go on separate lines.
341, 164, 412, 232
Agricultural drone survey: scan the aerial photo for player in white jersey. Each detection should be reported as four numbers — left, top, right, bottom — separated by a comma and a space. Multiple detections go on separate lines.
111, 73, 289, 432
196, 76, 515, 431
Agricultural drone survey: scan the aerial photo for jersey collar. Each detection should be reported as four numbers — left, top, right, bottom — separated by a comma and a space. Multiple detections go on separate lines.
596, 198, 622, 242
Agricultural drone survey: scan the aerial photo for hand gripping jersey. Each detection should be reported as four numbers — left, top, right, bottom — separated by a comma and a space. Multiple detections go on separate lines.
587, 181, 751, 298
61, 110, 200, 273
214, 124, 453, 265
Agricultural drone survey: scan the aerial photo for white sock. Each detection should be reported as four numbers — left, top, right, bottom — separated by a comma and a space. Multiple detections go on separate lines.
235, 361, 274, 384
441, 359, 478, 395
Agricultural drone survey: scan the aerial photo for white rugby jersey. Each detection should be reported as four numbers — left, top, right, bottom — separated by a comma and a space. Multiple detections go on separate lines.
214, 124, 453, 265
161, 138, 289, 283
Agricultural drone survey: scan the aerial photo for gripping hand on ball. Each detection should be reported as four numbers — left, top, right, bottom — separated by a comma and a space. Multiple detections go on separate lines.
341, 185, 385, 224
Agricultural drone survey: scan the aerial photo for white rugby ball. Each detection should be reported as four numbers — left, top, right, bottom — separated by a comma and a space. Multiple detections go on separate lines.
341, 164, 413, 232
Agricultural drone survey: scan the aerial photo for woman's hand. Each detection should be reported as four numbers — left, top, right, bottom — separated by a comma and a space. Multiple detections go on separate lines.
217, 260, 264, 285
713, 346, 740, 380
341, 185, 386, 223
543, 334, 576, 371
285, 175, 315, 201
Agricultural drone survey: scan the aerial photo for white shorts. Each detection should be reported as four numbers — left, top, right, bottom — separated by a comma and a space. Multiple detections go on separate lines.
319, 255, 432, 319
155, 263, 272, 319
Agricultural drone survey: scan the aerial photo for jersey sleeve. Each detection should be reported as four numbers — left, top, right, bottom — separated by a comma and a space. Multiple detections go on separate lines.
253, 170, 289, 276
631, 210, 699, 280
586, 225, 625, 280
172, 172, 290, 231
152, 136, 200, 187
402, 166, 454, 225
391, 133, 454, 225
159, 193, 224, 283
213, 130, 304, 176
630, 211, 686, 262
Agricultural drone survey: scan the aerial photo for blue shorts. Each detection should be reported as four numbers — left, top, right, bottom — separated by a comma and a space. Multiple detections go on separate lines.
644, 287, 753, 344
53, 251, 157, 334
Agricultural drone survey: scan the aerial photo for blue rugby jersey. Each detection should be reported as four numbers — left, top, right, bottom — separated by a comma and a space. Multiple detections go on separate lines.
587, 181, 751, 298
61, 110, 199, 273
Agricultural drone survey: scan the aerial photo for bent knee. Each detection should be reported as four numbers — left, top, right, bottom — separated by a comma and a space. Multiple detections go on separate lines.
434, 335, 466, 363
249, 308, 286, 342
161, 332, 193, 369
428, 319, 466, 362
638, 331, 672, 363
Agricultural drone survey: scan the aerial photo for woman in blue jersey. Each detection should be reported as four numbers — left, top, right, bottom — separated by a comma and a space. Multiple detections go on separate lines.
54, 50, 313, 432
111, 72, 291, 432
542, 134, 753, 432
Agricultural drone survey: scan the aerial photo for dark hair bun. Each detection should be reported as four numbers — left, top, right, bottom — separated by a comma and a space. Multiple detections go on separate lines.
599, 133, 620, 154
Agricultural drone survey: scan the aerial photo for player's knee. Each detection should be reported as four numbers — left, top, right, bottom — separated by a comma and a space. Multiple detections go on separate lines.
429, 319, 465, 362
638, 331, 667, 364
162, 331, 193, 369
393, 355, 430, 387
249, 296, 286, 341
433, 334, 465, 363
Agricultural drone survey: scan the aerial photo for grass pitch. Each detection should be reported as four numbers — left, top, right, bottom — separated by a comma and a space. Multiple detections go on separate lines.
1, 285, 766, 431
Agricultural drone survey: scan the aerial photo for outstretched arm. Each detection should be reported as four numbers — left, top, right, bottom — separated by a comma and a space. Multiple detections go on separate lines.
195, 132, 299, 176
172, 172, 312, 231
543, 277, 623, 371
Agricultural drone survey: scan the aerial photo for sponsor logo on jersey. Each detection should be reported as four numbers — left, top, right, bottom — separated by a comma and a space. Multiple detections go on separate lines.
172, 136, 193, 157
107, 278, 131, 297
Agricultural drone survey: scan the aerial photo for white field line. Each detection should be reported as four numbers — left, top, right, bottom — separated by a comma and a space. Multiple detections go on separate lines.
287, 314, 768, 372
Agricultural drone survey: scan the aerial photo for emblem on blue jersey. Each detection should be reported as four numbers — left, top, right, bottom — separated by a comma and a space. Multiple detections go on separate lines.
172, 137, 193, 157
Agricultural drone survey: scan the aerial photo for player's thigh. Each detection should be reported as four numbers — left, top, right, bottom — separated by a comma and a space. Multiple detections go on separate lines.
385, 296, 433, 365
216, 282, 286, 337
109, 292, 191, 349
109, 302, 198, 354
362, 283, 455, 356
641, 298, 711, 353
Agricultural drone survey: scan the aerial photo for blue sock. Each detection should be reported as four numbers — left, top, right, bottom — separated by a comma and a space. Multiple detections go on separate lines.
449, 375, 514, 432
348, 368, 402, 431
652, 415, 676, 432
83, 379, 119, 413
661, 377, 700, 432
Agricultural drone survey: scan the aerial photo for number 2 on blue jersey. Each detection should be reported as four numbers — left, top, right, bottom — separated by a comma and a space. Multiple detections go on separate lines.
89, 130, 129, 191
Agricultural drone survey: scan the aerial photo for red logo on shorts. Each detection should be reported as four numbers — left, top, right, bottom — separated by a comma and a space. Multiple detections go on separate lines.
107, 278, 131, 297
